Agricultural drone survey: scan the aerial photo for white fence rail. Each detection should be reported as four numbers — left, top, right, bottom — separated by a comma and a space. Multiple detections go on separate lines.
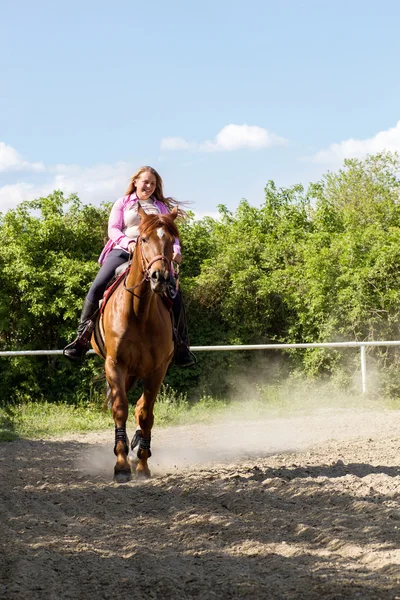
1, 341, 400, 393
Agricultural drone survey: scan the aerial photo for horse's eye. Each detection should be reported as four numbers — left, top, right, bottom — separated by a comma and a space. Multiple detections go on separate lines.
142, 238, 148, 244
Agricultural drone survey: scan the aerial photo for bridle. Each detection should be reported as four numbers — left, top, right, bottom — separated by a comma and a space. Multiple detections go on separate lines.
124, 236, 172, 297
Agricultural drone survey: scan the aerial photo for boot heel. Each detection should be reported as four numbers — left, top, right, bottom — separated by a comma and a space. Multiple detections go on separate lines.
63, 338, 89, 361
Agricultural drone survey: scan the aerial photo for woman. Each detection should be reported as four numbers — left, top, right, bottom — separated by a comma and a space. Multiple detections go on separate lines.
63, 166, 195, 367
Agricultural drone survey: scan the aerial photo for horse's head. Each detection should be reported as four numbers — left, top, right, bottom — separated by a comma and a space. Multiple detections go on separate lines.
137, 205, 179, 294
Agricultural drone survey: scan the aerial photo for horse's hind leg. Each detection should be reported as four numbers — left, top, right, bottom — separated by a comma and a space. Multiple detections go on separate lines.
125, 375, 138, 393
132, 366, 167, 478
105, 357, 131, 483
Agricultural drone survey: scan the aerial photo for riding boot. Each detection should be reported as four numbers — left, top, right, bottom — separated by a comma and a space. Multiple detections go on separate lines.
172, 291, 196, 368
63, 298, 99, 361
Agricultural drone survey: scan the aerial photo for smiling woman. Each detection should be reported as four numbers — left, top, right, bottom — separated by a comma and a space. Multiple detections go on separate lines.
63, 166, 195, 368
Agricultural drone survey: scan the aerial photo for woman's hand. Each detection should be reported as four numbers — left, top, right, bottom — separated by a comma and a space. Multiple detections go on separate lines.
128, 240, 136, 253
172, 252, 182, 264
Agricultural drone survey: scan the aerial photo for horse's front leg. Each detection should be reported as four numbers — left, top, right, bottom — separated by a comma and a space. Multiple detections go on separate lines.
131, 365, 168, 478
105, 357, 131, 483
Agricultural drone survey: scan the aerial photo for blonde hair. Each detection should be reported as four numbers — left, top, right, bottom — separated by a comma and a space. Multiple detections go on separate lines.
125, 166, 187, 218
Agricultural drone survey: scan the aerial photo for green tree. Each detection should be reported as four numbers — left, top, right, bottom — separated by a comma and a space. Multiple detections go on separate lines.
0, 191, 110, 404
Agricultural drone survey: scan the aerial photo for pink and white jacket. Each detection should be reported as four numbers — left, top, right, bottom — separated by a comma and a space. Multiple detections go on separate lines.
98, 193, 181, 265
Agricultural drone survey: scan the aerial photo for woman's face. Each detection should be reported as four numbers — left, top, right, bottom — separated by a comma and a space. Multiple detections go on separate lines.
135, 171, 157, 201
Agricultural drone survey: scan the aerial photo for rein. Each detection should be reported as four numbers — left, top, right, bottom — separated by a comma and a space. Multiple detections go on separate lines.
124, 237, 171, 297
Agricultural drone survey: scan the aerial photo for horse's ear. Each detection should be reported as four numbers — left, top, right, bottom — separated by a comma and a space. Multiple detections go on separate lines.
138, 204, 146, 219
169, 206, 178, 220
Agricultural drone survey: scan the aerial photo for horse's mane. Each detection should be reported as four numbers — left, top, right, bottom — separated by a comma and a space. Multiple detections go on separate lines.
139, 213, 179, 239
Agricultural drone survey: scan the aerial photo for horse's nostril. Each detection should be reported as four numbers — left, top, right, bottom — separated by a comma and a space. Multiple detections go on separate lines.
151, 270, 170, 284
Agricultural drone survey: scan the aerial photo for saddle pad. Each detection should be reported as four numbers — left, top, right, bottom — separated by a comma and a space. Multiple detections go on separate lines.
100, 267, 130, 315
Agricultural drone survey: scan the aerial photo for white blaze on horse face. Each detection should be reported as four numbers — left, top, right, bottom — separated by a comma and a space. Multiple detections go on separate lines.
157, 227, 165, 239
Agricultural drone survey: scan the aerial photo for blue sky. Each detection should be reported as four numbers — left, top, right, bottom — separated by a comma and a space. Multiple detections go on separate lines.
1, 0, 400, 217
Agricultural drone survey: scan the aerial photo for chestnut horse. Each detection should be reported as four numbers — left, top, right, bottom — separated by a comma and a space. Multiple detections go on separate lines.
91, 206, 179, 482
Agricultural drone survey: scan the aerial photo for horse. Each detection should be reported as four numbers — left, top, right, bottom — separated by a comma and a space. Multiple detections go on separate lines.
91, 205, 179, 483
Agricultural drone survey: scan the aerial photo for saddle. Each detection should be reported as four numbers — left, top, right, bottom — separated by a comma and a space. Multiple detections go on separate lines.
100, 266, 130, 315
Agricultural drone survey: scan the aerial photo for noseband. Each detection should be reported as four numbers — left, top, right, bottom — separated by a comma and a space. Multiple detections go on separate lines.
124, 236, 171, 296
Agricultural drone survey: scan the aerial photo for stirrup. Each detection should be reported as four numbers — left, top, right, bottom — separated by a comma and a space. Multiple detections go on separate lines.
174, 346, 196, 368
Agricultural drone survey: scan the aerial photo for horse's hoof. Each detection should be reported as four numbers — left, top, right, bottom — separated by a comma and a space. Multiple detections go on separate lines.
136, 467, 151, 479
113, 468, 132, 484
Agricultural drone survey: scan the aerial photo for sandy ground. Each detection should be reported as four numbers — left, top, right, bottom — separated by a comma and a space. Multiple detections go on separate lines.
1, 407, 399, 600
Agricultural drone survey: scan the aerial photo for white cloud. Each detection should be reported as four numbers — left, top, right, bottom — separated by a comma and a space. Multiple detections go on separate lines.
0, 183, 36, 211
161, 124, 287, 153
52, 161, 131, 201
0, 142, 45, 172
0, 161, 133, 213
201, 124, 287, 152
313, 120, 400, 166
0, 140, 145, 213
0, 182, 56, 212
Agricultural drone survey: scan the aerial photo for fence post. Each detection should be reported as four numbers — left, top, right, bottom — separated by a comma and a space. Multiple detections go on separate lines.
360, 346, 367, 393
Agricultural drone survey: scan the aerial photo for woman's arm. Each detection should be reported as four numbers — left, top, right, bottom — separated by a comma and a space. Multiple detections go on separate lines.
107, 196, 132, 250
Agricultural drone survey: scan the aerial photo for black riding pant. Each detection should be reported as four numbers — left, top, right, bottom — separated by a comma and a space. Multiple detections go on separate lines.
86, 248, 130, 304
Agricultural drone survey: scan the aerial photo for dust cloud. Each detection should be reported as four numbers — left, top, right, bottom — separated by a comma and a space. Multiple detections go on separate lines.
148, 407, 397, 476
76, 374, 397, 479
